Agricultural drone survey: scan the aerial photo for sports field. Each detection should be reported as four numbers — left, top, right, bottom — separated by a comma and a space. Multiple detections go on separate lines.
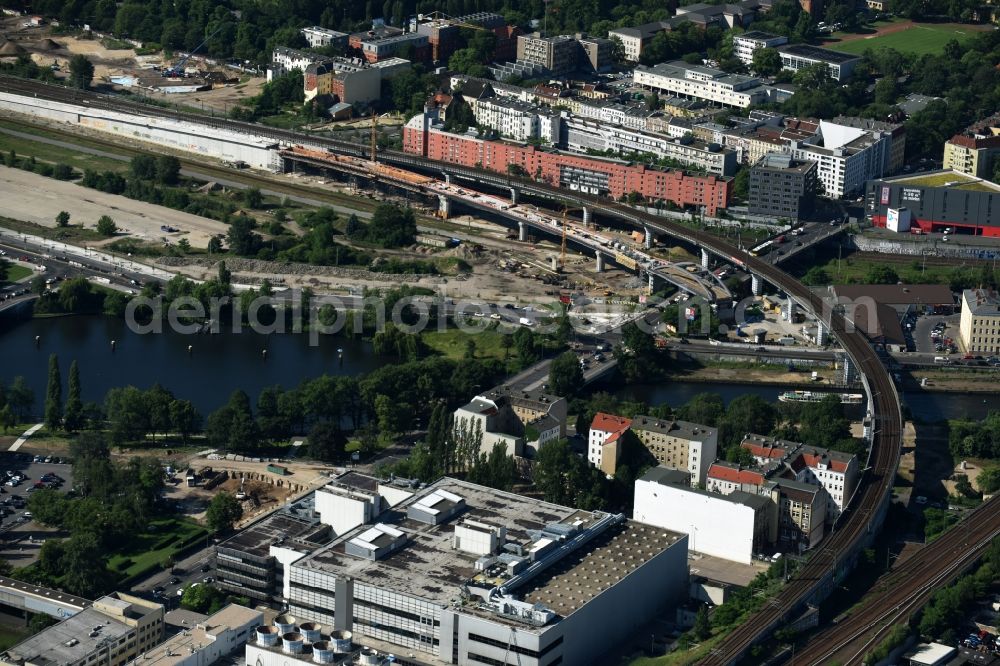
826, 22, 985, 56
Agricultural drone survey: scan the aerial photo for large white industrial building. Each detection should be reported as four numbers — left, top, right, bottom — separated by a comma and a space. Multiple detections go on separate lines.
633, 467, 775, 564
285, 478, 689, 666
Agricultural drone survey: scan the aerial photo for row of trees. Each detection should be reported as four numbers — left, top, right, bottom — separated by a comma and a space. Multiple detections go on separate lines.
950, 411, 1000, 461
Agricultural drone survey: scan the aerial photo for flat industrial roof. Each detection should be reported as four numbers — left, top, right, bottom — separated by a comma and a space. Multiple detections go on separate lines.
217, 497, 329, 558
294, 478, 683, 626
4, 607, 131, 665
885, 169, 1000, 193
141, 605, 262, 666
828, 284, 955, 306
778, 43, 860, 64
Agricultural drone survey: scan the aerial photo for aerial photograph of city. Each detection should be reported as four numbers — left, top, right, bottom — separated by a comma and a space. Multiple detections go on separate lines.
0, 0, 998, 664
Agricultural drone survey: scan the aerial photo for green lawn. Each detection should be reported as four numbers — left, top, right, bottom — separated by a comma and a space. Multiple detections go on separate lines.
108, 517, 209, 581
826, 23, 983, 56
0, 124, 127, 174
3, 264, 32, 283
422, 327, 513, 362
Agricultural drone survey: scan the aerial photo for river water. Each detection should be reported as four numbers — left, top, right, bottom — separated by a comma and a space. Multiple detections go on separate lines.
1, 315, 996, 421
0, 315, 387, 413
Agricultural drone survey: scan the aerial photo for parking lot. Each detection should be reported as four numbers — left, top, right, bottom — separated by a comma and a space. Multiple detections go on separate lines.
0, 452, 74, 566
912, 313, 960, 355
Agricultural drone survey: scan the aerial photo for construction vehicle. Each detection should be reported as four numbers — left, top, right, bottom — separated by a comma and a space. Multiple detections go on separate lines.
162, 22, 227, 77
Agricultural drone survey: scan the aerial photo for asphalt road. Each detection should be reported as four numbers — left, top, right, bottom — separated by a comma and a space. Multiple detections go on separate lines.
131, 540, 216, 607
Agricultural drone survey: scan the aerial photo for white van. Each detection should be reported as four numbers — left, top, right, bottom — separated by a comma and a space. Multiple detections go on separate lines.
934, 356, 950, 364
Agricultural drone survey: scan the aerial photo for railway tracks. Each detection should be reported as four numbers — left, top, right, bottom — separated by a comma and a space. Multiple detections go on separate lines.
0, 75, 908, 665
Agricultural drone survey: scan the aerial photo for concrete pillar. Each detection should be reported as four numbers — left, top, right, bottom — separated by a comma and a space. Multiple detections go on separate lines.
644, 226, 653, 249
518, 221, 527, 242
701, 248, 710, 269
783, 299, 795, 323
816, 321, 827, 346
648, 273, 655, 294
751, 274, 763, 296
444, 173, 452, 185
438, 195, 450, 219
582, 207, 592, 227
509, 187, 518, 205
595, 251, 604, 273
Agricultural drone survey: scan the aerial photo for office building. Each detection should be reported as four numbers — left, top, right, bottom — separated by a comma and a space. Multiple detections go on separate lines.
630, 416, 718, 486
286, 477, 689, 666
215, 493, 332, 604
633, 467, 776, 564
733, 31, 789, 66
943, 113, 1000, 178
673, 0, 761, 28
633, 61, 775, 109
350, 30, 430, 64
403, 111, 733, 214
303, 58, 382, 106
587, 412, 632, 475
748, 152, 817, 219
301, 27, 349, 50
960, 289, 1000, 354
516, 33, 580, 75
776, 44, 860, 83
578, 36, 614, 72
1, 594, 164, 666
130, 605, 261, 666
865, 170, 1000, 236
608, 22, 671, 62
245, 617, 397, 666
831, 115, 906, 175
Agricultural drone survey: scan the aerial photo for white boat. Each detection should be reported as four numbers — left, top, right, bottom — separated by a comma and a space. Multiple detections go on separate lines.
778, 390, 863, 405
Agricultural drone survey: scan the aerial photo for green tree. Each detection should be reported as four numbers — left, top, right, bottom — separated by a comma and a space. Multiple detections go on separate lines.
0, 405, 14, 434
549, 351, 584, 397
227, 215, 262, 255
155, 155, 181, 185
8, 376, 34, 421
68, 54, 95, 89
63, 360, 83, 432
866, 264, 899, 284
180, 584, 228, 613
802, 266, 831, 286
207, 236, 224, 254
731, 166, 750, 201
513, 326, 539, 368
169, 399, 201, 443
242, 186, 264, 209
977, 466, 1000, 494
55, 211, 71, 227
129, 154, 158, 180
205, 492, 243, 533
752, 47, 783, 76
308, 420, 346, 462
96, 215, 118, 237
218, 260, 232, 285
44, 354, 61, 431
677, 393, 725, 427
693, 606, 711, 640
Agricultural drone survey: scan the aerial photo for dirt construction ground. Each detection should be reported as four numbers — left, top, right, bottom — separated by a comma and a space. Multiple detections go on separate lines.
0, 166, 229, 247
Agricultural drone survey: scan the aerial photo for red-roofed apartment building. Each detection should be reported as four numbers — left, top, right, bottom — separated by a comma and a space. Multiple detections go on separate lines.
588, 413, 632, 476
741, 434, 859, 520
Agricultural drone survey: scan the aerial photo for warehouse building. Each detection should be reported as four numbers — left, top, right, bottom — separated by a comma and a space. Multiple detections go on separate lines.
866, 170, 1000, 236
286, 478, 689, 666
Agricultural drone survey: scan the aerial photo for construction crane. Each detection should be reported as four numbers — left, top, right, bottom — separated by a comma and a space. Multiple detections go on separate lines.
560, 206, 586, 271
163, 22, 228, 77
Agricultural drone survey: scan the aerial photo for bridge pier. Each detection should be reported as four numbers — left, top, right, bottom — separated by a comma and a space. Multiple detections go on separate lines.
438, 195, 451, 219
816, 321, 828, 346
751, 274, 763, 296
595, 251, 604, 273
648, 273, 655, 294
509, 187, 518, 205
518, 221, 527, 242
582, 207, 592, 227
444, 173, 452, 185
701, 248, 710, 269
644, 226, 653, 249
783, 299, 795, 323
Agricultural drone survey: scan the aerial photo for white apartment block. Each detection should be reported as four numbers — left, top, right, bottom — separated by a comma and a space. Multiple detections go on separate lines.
777, 44, 861, 83
633, 61, 775, 109
960, 289, 1000, 354
789, 120, 890, 198
608, 22, 670, 62
269, 47, 325, 80
473, 97, 545, 142
733, 30, 789, 66
565, 116, 738, 176
301, 26, 348, 48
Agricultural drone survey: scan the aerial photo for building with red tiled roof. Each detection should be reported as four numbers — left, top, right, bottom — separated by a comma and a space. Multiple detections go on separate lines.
588, 413, 632, 476
706, 461, 766, 495
740, 434, 859, 520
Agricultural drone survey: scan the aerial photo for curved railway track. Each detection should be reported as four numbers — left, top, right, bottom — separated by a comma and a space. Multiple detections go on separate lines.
0, 75, 906, 664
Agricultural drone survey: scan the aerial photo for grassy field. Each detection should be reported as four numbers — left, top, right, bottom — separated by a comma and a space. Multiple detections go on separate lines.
108, 517, 209, 581
3, 264, 32, 283
422, 327, 513, 362
0, 123, 126, 173
826, 23, 984, 55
